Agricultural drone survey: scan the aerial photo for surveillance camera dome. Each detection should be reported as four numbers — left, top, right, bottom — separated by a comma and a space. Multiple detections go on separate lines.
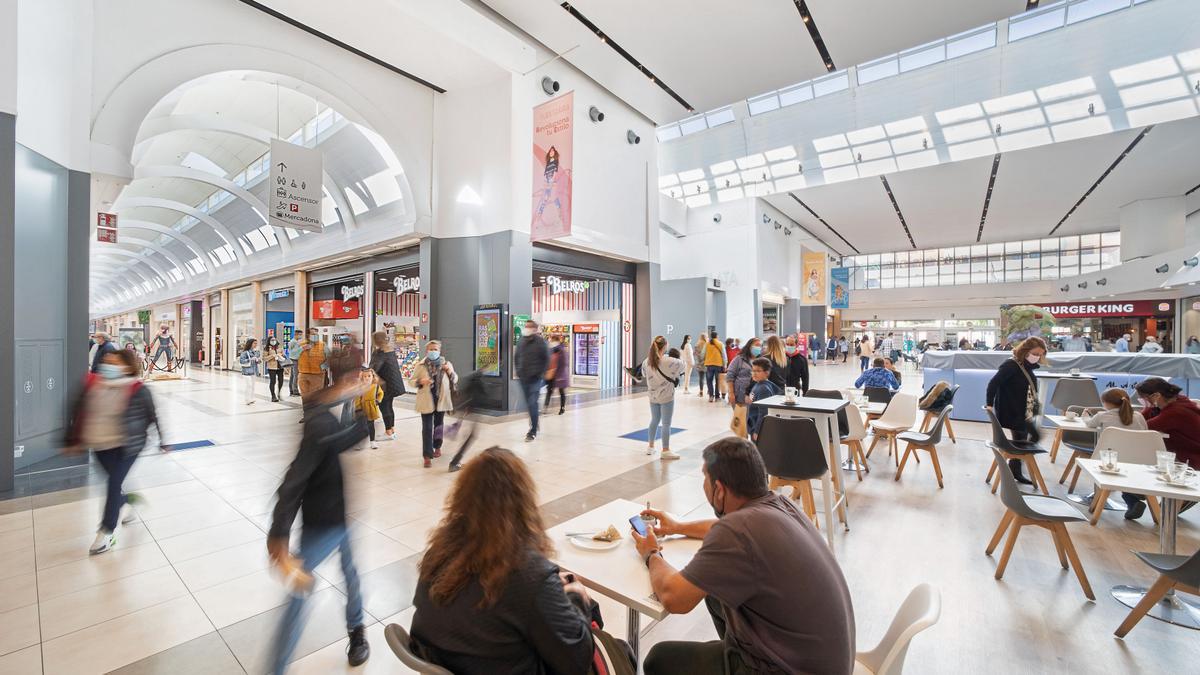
541, 77, 560, 96
713, 213, 722, 223
626, 130, 640, 145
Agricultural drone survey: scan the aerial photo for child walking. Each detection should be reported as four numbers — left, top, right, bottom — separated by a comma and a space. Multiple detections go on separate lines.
356, 368, 385, 449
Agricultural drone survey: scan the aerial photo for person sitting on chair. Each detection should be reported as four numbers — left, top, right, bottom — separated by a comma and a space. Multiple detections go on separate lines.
854, 357, 899, 391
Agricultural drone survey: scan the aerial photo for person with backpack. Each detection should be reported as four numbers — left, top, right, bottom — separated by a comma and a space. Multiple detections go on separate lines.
414, 340, 457, 468
369, 331, 406, 440
642, 335, 685, 460
240, 338, 262, 405
64, 349, 168, 555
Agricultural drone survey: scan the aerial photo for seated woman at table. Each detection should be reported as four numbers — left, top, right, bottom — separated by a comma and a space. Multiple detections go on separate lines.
854, 357, 899, 391
1122, 378, 1200, 521
1083, 388, 1146, 431
410, 447, 630, 673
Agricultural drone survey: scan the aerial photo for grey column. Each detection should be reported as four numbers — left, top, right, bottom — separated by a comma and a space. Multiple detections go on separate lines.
0, 114, 13, 492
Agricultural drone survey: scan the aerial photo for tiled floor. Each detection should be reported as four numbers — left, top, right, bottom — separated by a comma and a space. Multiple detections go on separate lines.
0, 361, 1196, 673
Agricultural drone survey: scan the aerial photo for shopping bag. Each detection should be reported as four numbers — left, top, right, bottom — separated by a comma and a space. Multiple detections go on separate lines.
729, 404, 748, 438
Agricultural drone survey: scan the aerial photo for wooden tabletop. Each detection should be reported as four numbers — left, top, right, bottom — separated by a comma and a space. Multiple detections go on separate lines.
1075, 459, 1200, 501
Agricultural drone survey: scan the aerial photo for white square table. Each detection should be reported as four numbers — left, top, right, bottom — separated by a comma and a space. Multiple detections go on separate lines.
546, 498, 702, 659
1045, 415, 1168, 509
1076, 458, 1200, 629
751, 395, 850, 550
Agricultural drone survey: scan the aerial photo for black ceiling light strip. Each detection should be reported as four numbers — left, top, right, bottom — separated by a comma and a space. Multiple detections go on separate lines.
879, 176, 916, 249
793, 1, 836, 72
1186, 182, 1200, 196
1047, 125, 1153, 236
235, 0, 446, 93
788, 193, 858, 254
559, 3, 694, 113
977, 154, 1002, 242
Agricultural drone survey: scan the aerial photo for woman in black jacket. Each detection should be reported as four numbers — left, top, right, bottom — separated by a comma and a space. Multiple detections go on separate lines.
369, 331, 406, 440
784, 335, 810, 394
412, 447, 623, 674
985, 337, 1047, 484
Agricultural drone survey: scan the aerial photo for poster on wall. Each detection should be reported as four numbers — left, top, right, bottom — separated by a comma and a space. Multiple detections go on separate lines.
531, 91, 573, 241
801, 251, 826, 305
474, 305, 502, 377
269, 139, 323, 233
830, 267, 850, 309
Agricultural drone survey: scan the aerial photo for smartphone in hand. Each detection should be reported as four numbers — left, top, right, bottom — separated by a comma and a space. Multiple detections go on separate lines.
629, 515, 648, 537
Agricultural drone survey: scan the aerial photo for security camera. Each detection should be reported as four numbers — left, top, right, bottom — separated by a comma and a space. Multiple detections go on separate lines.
774, 223, 782, 230
626, 130, 640, 145
762, 214, 770, 224
1185, 257, 1199, 268
1077, 281, 1088, 289
1155, 263, 1170, 274
1060, 285, 1069, 292
712, 213, 722, 223
784, 228, 792, 236
588, 106, 605, 123
541, 77, 560, 96
1095, 278, 1107, 286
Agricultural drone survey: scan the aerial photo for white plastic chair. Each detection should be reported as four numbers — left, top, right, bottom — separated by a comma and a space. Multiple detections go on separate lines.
841, 404, 870, 480
1088, 428, 1167, 526
854, 584, 941, 674
868, 393, 918, 466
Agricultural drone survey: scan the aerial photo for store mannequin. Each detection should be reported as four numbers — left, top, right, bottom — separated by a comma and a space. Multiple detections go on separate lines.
149, 324, 177, 372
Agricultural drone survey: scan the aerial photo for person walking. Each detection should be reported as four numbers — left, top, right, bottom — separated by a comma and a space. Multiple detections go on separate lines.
784, 335, 810, 394
369, 331, 405, 441
355, 368, 385, 450
64, 349, 168, 555
414, 341, 457, 468
268, 349, 371, 673
726, 337, 761, 439
515, 320, 549, 442
297, 328, 329, 422
90, 332, 118, 373
680, 334, 695, 394
725, 338, 741, 366
287, 332, 303, 397
543, 336, 570, 416
702, 332, 726, 403
859, 335, 874, 372
1140, 336, 1163, 353
643, 335, 685, 460
985, 337, 1047, 485
826, 336, 838, 364
839, 336, 849, 363
264, 337, 285, 402
762, 335, 789, 389
1115, 332, 1132, 353
239, 338, 262, 405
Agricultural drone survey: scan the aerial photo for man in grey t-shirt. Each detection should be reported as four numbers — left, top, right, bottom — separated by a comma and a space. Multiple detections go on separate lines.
632, 437, 855, 674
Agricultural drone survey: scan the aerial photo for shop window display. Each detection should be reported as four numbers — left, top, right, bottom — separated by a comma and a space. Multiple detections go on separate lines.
374, 266, 422, 383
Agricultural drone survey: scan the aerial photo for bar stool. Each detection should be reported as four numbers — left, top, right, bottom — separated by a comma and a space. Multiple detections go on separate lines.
895, 405, 952, 488
757, 415, 829, 528
1047, 378, 1101, 463
984, 407, 1050, 496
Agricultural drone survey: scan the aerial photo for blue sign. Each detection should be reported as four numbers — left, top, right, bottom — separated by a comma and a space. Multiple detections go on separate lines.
830, 267, 850, 309
268, 289, 291, 301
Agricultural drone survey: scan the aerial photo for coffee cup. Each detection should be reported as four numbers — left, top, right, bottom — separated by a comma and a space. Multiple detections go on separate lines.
1064, 410, 1078, 420
1070, 368, 1080, 376
784, 386, 797, 402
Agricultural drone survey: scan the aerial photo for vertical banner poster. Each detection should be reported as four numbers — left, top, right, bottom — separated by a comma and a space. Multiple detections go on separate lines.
830, 267, 850, 309
801, 251, 826, 305
531, 92, 573, 241
474, 306, 502, 376
269, 139, 324, 233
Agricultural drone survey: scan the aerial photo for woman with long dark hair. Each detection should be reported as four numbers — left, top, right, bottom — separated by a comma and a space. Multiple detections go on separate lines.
985, 336, 1047, 485
411, 447, 610, 673
239, 338, 261, 405
643, 335, 685, 460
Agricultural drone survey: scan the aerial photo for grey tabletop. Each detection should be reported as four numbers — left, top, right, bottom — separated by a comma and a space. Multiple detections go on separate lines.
752, 395, 849, 413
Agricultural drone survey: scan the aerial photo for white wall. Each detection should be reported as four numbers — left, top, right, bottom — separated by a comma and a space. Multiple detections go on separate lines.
0, 1, 15, 115
16, 0, 92, 170
434, 77, 514, 238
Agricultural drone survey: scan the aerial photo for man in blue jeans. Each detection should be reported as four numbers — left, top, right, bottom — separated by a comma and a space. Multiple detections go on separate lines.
514, 319, 549, 441
268, 349, 370, 674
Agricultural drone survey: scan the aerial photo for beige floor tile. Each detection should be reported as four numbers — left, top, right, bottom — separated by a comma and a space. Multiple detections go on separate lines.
39, 565, 189, 640
380, 514, 442, 553
155, 518, 264, 563
347, 495, 443, 532
0, 645, 41, 674
36, 542, 169, 601
0, 545, 35, 582
0, 573, 39, 614
132, 490, 231, 522
40, 596, 214, 675
141, 501, 245, 540
34, 522, 154, 570
314, 531, 416, 584
192, 568, 327, 628
0, 527, 34, 551
172, 539, 271, 592
0, 510, 32, 535
285, 621, 415, 674
0, 603, 40, 657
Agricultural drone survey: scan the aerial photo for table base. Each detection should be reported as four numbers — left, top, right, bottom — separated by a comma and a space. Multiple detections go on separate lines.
627, 607, 640, 663
1065, 492, 1125, 512
1112, 585, 1200, 630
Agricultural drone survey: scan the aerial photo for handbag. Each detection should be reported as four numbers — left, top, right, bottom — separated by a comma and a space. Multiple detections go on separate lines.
655, 363, 679, 387
1013, 358, 1041, 418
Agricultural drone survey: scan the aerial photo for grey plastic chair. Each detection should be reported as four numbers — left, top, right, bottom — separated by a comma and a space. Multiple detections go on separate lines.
919, 384, 958, 443
895, 405, 952, 488
1114, 547, 1200, 637
864, 386, 894, 404
984, 407, 1050, 496
1048, 379, 1102, 462
757, 415, 829, 527
984, 448, 1095, 600
384, 624, 453, 675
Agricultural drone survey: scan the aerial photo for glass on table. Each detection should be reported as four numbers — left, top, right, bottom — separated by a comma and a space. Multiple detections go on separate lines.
1156, 450, 1176, 473
1099, 449, 1118, 471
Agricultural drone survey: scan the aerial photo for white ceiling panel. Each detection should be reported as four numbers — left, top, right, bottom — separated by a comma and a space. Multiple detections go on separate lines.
763, 179, 907, 256
883, 154, 995, 249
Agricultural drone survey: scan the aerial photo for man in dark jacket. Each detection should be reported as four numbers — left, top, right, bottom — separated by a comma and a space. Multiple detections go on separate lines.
268, 349, 371, 674
515, 319, 549, 441
90, 332, 118, 373
784, 335, 810, 394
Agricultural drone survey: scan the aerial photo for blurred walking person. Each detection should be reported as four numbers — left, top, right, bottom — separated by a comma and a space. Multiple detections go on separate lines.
296, 327, 329, 422
287, 331, 303, 397
64, 350, 168, 555
356, 367, 384, 450
543, 335, 569, 415
415, 341, 458, 468
515, 319, 549, 441
370, 331, 406, 441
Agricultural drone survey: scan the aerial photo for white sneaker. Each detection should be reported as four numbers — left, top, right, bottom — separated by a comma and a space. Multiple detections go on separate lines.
660, 450, 681, 460
384, 433, 396, 441
90, 531, 116, 555
370, 442, 379, 450
646, 446, 655, 456
120, 503, 137, 525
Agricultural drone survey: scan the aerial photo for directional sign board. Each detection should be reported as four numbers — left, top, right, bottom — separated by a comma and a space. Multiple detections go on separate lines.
269, 139, 323, 233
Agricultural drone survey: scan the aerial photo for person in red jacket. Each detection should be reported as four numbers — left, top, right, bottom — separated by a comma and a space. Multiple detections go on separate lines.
1122, 378, 1200, 521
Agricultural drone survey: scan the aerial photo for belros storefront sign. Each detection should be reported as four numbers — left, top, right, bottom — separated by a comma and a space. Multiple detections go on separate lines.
1029, 300, 1172, 318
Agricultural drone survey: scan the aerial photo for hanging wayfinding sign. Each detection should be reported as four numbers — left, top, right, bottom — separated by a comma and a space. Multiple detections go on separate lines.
269, 139, 323, 233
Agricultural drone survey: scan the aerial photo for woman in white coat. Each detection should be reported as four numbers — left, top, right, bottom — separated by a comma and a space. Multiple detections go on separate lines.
679, 334, 695, 394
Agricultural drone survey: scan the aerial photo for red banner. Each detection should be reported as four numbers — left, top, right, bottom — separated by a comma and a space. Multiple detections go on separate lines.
97, 212, 118, 229
531, 92, 573, 242
312, 299, 360, 319
1031, 300, 1172, 318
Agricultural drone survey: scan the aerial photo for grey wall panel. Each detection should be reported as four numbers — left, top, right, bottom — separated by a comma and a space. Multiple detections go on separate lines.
65, 169, 90, 440
781, 299, 801, 336
652, 277, 707, 349
0, 113, 13, 491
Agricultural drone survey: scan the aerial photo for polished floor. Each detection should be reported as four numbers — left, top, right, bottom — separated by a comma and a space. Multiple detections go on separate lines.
0, 359, 1196, 674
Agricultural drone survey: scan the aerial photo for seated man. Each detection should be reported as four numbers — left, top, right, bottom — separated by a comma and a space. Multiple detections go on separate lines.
855, 357, 899, 391
631, 438, 855, 675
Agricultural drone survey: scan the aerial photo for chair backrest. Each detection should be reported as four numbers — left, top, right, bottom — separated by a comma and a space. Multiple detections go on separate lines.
922, 405, 953, 445
984, 407, 1019, 453
1096, 427, 1166, 465
384, 624, 454, 675
865, 386, 894, 404
856, 583, 942, 675
876, 393, 918, 430
945, 384, 960, 405
842, 403, 868, 442
807, 388, 848, 437
1049, 378, 1102, 412
757, 416, 829, 480
990, 448, 1041, 519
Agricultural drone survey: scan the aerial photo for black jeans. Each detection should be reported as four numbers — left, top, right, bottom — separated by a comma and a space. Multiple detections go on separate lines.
267, 368, 283, 399
380, 393, 396, 431
1009, 422, 1041, 478
644, 597, 751, 675
94, 448, 138, 532
522, 377, 542, 435
421, 411, 445, 459
544, 384, 566, 411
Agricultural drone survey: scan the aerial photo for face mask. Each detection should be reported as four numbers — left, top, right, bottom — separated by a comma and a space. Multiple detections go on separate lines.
269, 340, 277, 346
97, 363, 125, 380
426, 350, 441, 361
785, 346, 798, 356
1025, 354, 1041, 365
750, 345, 763, 357
309, 335, 320, 343
708, 484, 726, 519
522, 327, 534, 337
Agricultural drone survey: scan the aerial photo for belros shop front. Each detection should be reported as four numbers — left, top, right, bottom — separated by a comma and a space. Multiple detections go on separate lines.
1007, 299, 1175, 351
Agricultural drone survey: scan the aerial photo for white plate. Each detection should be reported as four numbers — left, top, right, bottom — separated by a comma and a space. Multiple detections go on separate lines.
1155, 476, 1198, 489
568, 535, 620, 551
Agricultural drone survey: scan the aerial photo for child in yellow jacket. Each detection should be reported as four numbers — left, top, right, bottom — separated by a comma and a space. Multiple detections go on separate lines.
355, 368, 385, 449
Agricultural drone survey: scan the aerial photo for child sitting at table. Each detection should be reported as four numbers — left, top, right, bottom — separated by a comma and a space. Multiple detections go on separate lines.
1084, 387, 1147, 431
747, 357, 782, 441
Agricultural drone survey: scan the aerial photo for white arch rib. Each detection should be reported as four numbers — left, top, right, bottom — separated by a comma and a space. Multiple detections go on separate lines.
116, 196, 252, 266
118, 220, 215, 268
116, 235, 200, 280
91, 251, 165, 290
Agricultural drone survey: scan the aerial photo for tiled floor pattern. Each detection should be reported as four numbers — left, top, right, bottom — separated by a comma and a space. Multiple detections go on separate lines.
0, 361, 1195, 673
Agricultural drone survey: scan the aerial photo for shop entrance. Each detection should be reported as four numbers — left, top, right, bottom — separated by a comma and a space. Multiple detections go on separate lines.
263, 288, 296, 347
373, 265, 423, 386
309, 276, 366, 353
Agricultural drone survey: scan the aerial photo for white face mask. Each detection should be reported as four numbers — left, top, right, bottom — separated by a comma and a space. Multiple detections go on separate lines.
1025, 354, 1041, 365
522, 327, 534, 337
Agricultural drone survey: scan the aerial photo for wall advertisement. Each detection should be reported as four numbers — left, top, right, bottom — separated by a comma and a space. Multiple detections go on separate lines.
830, 267, 850, 309
531, 92, 573, 242
801, 251, 826, 305
474, 306, 502, 377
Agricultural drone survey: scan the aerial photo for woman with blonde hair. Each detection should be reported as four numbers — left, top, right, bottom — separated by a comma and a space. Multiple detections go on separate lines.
411, 447, 617, 673
643, 335, 685, 459
763, 335, 789, 389
985, 336, 1048, 485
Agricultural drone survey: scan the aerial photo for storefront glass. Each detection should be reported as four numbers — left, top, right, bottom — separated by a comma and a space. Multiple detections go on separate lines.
263, 288, 296, 345
1183, 297, 1200, 353
210, 303, 223, 367
1014, 300, 1174, 352
531, 269, 633, 390
309, 276, 365, 353
373, 265, 422, 383
230, 287, 255, 355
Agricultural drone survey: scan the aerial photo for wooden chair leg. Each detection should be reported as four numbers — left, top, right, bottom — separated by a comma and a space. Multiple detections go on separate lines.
995, 518, 1024, 579
1058, 451, 1078, 485
929, 447, 944, 488
1049, 428, 1063, 463
1115, 575, 1175, 637
920, 411, 933, 432
986, 458, 998, 485
1090, 488, 1109, 525
1147, 496, 1162, 526
895, 443, 914, 481
799, 481, 818, 529
892, 435, 901, 467
1049, 525, 1069, 569
990, 458, 1002, 494
867, 434, 881, 457
1055, 523, 1095, 600
987, 511, 1015, 554
945, 416, 956, 443
843, 443, 864, 481
1025, 456, 1050, 496
853, 440, 868, 477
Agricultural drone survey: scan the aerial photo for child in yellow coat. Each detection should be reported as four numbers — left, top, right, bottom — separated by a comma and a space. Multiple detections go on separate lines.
355, 368, 385, 449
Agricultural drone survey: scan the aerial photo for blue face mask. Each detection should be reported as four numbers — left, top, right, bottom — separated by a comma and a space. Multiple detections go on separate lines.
97, 363, 126, 380
426, 350, 441, 361
750, 345, 763, 357
309, 335, 320, 343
